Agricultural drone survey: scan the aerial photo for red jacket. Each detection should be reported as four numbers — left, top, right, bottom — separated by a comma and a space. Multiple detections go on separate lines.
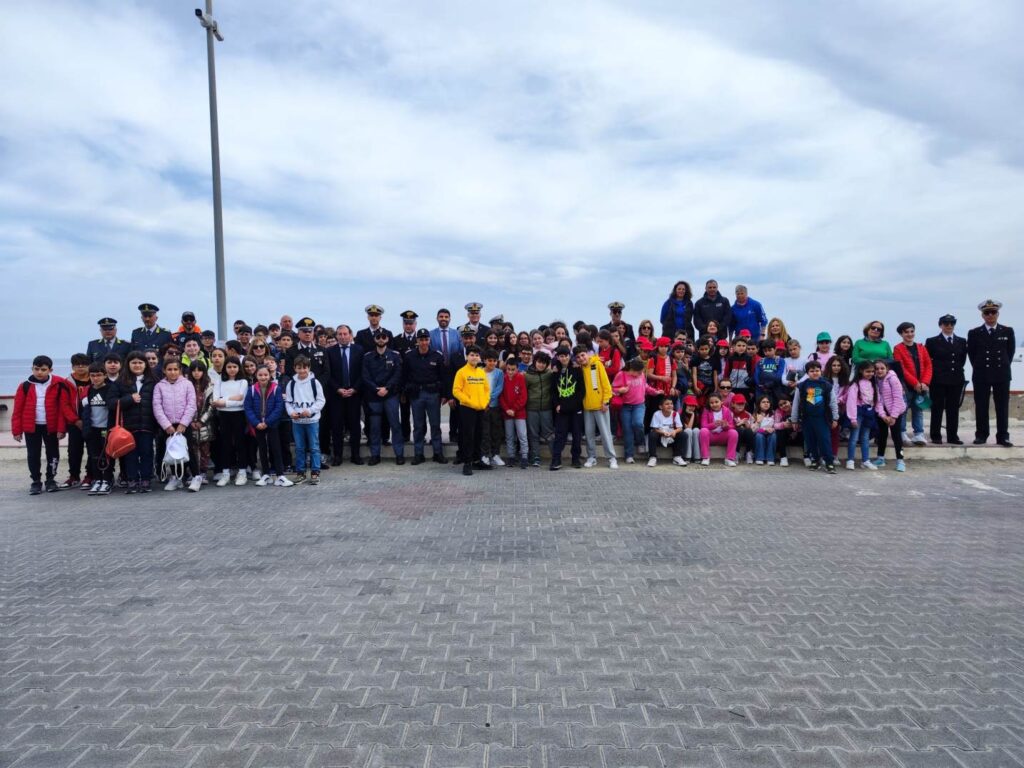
498, 371, 528, 419
893, 342, 932, 389
12, 376, 77, 437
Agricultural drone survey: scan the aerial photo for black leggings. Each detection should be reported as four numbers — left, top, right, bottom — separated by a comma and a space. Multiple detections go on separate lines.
218, 411, 247, 471
876, 419, 904, 460
255, 425, 285, 476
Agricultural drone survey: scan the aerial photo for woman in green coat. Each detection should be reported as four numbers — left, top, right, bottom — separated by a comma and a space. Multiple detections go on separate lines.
852, 320, 893, 365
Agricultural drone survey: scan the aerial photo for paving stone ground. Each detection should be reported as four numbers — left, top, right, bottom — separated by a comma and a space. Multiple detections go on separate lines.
2, 456, 1024, 768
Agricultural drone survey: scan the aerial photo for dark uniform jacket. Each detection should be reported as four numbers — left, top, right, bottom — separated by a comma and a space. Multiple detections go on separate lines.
130, 325, 173, 352
87, 337, 131, 362
925, 333, 968, 386
174, 329, 203, 348
326, 343, 364, 395
361, 349, 402, 401
392, 332, 418, 357
402, 349, 446, 395
457, 322, 490, 339
287, 343, 331, 381
355, 326, 392, 351
967, 324, 1016, 384
692, 294, 732, 340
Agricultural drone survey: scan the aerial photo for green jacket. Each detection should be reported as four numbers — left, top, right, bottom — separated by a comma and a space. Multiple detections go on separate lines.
851, 337, 893, 365
523, 366, 554, 411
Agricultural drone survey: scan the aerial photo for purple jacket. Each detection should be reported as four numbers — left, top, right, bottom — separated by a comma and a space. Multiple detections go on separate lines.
875, 370, 907, 419
153, 377, 197, 430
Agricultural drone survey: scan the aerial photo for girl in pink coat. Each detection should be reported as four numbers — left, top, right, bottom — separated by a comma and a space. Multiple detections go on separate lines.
873, 359, 907, 472
699, 392, 739, 466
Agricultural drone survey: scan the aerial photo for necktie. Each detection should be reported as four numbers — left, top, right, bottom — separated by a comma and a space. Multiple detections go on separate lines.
948, 336, 953, 344
341, 346, 350, 388
107, 340, 112, 351
441, 332, 448, 362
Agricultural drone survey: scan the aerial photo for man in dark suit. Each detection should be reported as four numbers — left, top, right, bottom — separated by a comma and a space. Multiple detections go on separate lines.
967, 299, 1016, 447
600, 301, 636, 346
457, 302, 490, 338
392, 310, 420, 442
130, 303, 173, 352
326, 324, 365, 465
925, 314, 967, 445
87, 318, 131, 362
355, 304, 390, 351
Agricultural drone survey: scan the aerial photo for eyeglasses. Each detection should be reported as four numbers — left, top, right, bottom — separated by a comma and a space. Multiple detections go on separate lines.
252, 345, 266, 350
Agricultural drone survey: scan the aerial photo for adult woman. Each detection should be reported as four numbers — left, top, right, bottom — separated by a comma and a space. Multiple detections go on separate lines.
660, 281, 694, 340
246, 340, 271, 368
637, 320, 656, 347
852, 321, 893, 365
765, 318, 791, 346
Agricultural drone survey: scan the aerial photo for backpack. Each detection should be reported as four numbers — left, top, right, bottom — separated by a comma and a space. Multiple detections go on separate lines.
286, 377, 319, 404
161, 433, 189, 481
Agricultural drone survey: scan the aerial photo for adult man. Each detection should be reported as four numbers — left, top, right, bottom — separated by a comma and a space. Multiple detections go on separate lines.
87, 318, 130, 362
729, 285, 767, 341
291, 317, 333, 460
430, 308, 463, 366
600, 302, 636, 347
693, 280, 732, 340
403, 328, 448, 464
326, 325, 365, 465
130, 303, 173, 352
967, 299, 1015, 447
280, 315, 294, 334
458, 302, 490, 338
174, 311, 203, 348
925, 314, 967, 445
392, 310, 419, 442
361, 329, 405, 465
355, 305, 390, 351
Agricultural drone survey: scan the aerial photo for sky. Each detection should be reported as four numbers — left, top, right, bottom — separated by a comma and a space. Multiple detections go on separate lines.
1, 0, 1022, 361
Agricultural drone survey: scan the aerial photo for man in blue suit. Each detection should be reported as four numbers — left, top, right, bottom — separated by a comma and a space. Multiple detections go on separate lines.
327, 325, 365, 465
429, 308, 463, 366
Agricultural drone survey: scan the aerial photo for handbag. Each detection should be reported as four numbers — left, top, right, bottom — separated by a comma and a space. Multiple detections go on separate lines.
104, 403, 136, 459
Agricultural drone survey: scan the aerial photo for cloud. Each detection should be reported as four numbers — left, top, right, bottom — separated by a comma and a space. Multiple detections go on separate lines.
0, 0, 1021, 362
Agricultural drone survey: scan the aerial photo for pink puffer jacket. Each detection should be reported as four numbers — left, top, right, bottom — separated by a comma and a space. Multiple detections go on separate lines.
875, 370, 907, 419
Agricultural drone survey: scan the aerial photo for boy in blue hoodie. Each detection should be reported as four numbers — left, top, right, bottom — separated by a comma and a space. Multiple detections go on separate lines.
791, 360, 838, 473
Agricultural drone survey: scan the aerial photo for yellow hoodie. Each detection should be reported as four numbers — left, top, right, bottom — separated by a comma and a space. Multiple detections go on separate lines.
452, 363, 490, 411
581, 354, 612, 410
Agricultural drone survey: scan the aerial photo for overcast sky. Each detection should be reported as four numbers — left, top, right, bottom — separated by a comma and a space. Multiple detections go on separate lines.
1, 0, 1022, 360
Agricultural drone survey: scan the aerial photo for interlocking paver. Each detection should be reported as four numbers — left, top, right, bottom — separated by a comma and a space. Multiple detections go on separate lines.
2, 459, 1024, 768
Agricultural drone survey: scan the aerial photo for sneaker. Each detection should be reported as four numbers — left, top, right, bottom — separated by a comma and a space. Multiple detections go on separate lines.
309, 472, 320, 485
872, 457, 886, 467
845, 460, 855, 470
88, 480, 103, 495
480, 456, 490, 466
803, 457, 812, 467
584, 457, 598, 468
60, 476, 79, 489
808, 461, 820, 471
292, 472, 307, 484
608, 458, 618, 469
117, 475, 129, 489
462, 463, 473, 476
274, 475, 294, 487
216, 472, 231, 487
96, 481, 111, 495
861, 461, 878, 471
80, 477, 93, 490
164, 477, 180, 491
625, 457, 635, 464
904, 431, 916, 445
724, 459, 737, 467
912, 435, 926, 446
766, 461, 774, 466
235, 469, 248, 486
755, 460, 764, 466
571, 459, 583, 468
636, 444, 646, 455
29, 482, 42, 495
126, 481, 139, 495
826, 464, 837, 474
44, 479, 59, 493
745, 452, 754, 465
254, 474, 270, 487
531, 458, 541, 467
779, 457, 789, 467
700, 458, 710, 466
139, 481, 151, 493
520, 458, 528, 469
549, 463, 561, 471
491, 455, 505, 467
188, 476, 203, 492
895, 459, 906, 472
672, 456, 687, 466
647, 457, 657, 467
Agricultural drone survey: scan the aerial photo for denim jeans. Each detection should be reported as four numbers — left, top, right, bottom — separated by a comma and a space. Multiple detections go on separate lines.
410, 391, 443, 456
847, 423, 871, 463
754, 431, 776, 462
526, 410, 554, 462
907, 397, 925, 437
368, 397, 404, 458
504, 418, 528, 459
619, 403, 645, 459
803, 416, 834, 464
291, 421, 321, 472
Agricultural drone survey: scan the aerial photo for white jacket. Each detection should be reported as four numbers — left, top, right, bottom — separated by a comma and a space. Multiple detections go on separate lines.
214, 378, 248, 412
285, 373, 325, 424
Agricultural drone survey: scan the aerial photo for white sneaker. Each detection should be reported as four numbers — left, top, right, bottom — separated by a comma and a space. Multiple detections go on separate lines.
216, 472, 231, 487
803, 457, 812, 467
904, 432, 915, 445
861, 461, 878, 471
235, 469, 248, 486
254, 474, 270, 487
755, 460, 764, 466
584, 457, 598, 468
745, 452, 754, 465
700, 458, 710, 466
647, 457, 657, 467
724, 459, 737, 467
164, 477, 180, 491
845, 460, 855, 470
491, 455, 505, 466
779, 457, 789, 467
188, 476, 203, 492
480, 456, 490, 466
608, 458, 618, 469
672, 456, 686, 466
625, 457, 635, 464
274, 475, 294, 487
201, 474, 209, 484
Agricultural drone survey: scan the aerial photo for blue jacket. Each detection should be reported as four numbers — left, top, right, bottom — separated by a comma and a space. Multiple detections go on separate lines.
429, 327, 463, 364
361, 349, 403, 401
730, 298, 767, 339
244, 381, 286, 428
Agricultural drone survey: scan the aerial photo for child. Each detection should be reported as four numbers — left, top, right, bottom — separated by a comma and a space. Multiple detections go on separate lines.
723, 337, 755, 403
285, 355, 326, 484
480, 349, 505, 466
699, 392, 738, 466
612, 358, 659, 463
152, 359, 198, 491
213, 356, 249, 486
452, 345, 490, 476
245, 365, 293, 487
550, 348, 585, 470
671, 343, 690, 410
834, 335, 854, 367
783, 339, 804, 391
499, 356, 529, 469
80, 363, 116, 495
824, 356, 850, 458
189, 361, 216, 484
690, 338, 717, 407
646, 337, 676, 430
103, 353, 122, 384
12, 355, 76, 494
774, 397, 797, 467
523, 351, 554, 467
680, 394, 701, 462
648, 396, 686, 467
755, 340, 786, 404
845, 361, 878, 470
892, 321, 932, 446
578, 346, 618, 469
808, 332, 835, 370
873, 359, 907, 472
63, 353, 92, 489
790, 360, 838, 473
729, 394, 755, 464
753, 395, 776, 466
117, 351, 157, 493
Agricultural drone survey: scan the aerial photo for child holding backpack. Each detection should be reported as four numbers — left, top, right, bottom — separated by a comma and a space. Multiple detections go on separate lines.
152, 359, 198, 491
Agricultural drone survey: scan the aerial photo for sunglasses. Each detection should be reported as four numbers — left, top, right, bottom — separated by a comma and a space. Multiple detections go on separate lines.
719, 384, 732, 389
982, 309, 998, 316
869, 326, 883, 332
252, 345, 266, 350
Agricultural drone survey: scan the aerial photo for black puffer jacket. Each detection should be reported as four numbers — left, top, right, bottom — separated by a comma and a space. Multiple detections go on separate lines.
115, 380, 157, 432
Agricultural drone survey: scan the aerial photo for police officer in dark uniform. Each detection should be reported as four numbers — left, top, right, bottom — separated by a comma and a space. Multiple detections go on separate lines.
392, 310, 420, 442
458, 302, 490, 338
361, 328, 405, 465
967, 299, 1016, 446
174, 311, 203, 348
600, 301, 636, 359
290, 317, 334, 462
403, 328, 448, 464
87, 318, 131, 362
355, 305, 391, 351
924, 314, 968, 445
131, 303, 173, 352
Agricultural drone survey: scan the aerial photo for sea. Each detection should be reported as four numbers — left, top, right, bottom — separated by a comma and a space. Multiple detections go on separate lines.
1, 359, 39, 395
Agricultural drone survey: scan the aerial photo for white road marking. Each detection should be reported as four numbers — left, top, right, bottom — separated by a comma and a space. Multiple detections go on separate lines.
958, 478, 1018, 496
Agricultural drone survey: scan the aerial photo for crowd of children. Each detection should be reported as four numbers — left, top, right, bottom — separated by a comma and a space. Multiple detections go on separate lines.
13, 299, 953, 494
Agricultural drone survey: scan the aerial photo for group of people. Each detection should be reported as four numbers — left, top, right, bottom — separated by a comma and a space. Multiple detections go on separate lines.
11, 283, 1016, 494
